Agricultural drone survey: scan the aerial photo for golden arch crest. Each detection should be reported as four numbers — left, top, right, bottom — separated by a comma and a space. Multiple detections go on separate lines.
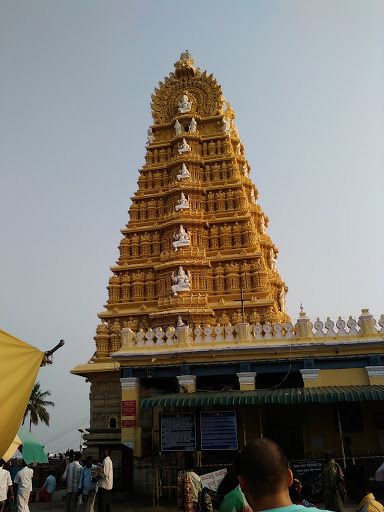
151, 67, 225, 124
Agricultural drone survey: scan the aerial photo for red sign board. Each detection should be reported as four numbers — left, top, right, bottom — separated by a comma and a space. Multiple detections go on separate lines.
122, 419, 136, 428
122, 400, 136, 416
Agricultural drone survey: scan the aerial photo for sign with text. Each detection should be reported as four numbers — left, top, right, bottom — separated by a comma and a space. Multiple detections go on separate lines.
200, 411, 238, 450
122, 400, 136, 416
291, 459, 323, 476
200, 468, 227, 491
122, 419, 136, 428
161, 413, 196, 451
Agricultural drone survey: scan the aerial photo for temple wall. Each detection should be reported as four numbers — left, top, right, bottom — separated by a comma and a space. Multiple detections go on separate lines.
316, 368, 369, 387
303, 402, 384, 455
90, 378, 121, 431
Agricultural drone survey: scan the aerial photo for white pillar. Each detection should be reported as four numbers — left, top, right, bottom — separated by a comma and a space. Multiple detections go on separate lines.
236, 372, 257, 390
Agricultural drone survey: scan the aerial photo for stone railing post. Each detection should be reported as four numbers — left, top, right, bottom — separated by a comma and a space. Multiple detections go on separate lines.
358, 309, 376, 335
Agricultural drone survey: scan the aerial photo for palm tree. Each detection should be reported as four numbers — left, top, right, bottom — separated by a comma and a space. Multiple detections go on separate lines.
22, 382, 54, 432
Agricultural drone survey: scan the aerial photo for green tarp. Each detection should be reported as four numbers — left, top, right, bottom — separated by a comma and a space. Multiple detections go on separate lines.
140, 385, 384, 408
17, 425, 48, 464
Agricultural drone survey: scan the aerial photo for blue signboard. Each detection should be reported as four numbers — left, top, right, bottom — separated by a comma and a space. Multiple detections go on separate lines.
200, 411, 238, 450
161, 413, 196, 451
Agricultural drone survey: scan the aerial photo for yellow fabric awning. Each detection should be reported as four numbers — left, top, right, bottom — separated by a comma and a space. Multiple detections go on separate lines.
0, 329, 44, 460
2, 434, 22, 462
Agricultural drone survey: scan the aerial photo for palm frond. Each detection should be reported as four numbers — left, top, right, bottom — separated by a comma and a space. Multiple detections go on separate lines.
23, 382, 55, 431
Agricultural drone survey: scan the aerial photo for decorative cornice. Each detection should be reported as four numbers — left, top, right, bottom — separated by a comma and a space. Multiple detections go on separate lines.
120, 377, 140, 390
300, 369, 320, 381
236, 372, 257, 385
176, 375, 196, 387
365, 366, 384, 378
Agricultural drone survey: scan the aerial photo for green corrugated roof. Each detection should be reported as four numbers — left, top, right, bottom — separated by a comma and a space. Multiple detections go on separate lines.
140, 385, 384, 408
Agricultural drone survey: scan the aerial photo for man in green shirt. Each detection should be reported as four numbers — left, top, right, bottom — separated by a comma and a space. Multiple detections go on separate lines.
219, 485, 250, 512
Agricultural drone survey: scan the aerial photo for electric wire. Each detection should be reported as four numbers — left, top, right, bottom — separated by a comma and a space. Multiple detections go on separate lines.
43, 416, 90, 446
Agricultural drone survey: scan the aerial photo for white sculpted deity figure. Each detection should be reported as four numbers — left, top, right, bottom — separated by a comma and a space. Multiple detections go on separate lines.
242, 163, 249, 177
250, 189, 257, 205
177, 315, 186, 327
222, 117, 231, 135
270, 248, 277, 271
260, 215, 267, 234
178, 94, 192, 113
232, 123, 239, 138
171, 266, 191, 296
237, 143, 242, 155
147, 127, 155, 144
279, 287, 287, 314
178, 138, 191, 154
175, 192, 190, 211
177, 163, 190, 180
174, 120, 183, 136
172, 224, 191, 251
189, 117, 197, 133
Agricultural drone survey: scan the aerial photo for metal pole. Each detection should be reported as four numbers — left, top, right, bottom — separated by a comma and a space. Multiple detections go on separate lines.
336, 404, 346, 469
242, 410, 247, 446
258, 406, 263, 438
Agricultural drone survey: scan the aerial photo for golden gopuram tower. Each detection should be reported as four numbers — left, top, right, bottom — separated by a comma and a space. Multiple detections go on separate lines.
98, 51, 289, 347
72, 53, 384, 496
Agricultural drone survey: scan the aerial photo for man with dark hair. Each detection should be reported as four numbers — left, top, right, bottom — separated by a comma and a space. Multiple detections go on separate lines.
97, 449, 113, 512
347, 465, 383, 512
79, 456, 97, 512
57, 454, 66, 485
238, 438, 332, 512
322, 451, 345, 512
219, 456, 250, 512
39, 470, 56, 501
14, 461, 33, 512
63, 452, 82, 512
0, 459, 14, 512
177, 454, 202, 512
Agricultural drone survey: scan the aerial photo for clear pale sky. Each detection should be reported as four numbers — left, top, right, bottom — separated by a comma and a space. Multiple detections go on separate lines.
1, 1, 383, 454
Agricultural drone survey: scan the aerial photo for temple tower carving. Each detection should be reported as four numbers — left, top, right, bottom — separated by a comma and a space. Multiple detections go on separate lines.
96, 52, 289, 358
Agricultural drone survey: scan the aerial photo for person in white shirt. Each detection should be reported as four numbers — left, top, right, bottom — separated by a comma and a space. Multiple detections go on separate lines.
14, 461, 33, 512
97, 449, 113, 512
62, 452, 82, 512
0, 459, 14, 512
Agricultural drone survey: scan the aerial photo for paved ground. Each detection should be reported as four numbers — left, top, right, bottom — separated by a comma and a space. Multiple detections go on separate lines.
28, 489, 363, 512
29, 489, 172, 512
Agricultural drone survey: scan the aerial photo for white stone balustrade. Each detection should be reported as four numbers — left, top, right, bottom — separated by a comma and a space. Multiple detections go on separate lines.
117, 310, 384, 354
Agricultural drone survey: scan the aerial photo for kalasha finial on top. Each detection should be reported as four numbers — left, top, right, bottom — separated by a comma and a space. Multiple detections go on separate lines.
299, 303, 307, 318
174, 51, 196, 79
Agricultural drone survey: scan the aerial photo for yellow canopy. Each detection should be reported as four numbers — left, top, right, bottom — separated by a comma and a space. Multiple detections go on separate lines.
2, 434, 22, 463
0, 329, 44, 460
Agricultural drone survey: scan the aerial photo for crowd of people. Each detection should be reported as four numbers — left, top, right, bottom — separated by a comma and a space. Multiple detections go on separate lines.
1, 439, 384, 512
0, 448, 113, 512
177, 439, 384, 512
